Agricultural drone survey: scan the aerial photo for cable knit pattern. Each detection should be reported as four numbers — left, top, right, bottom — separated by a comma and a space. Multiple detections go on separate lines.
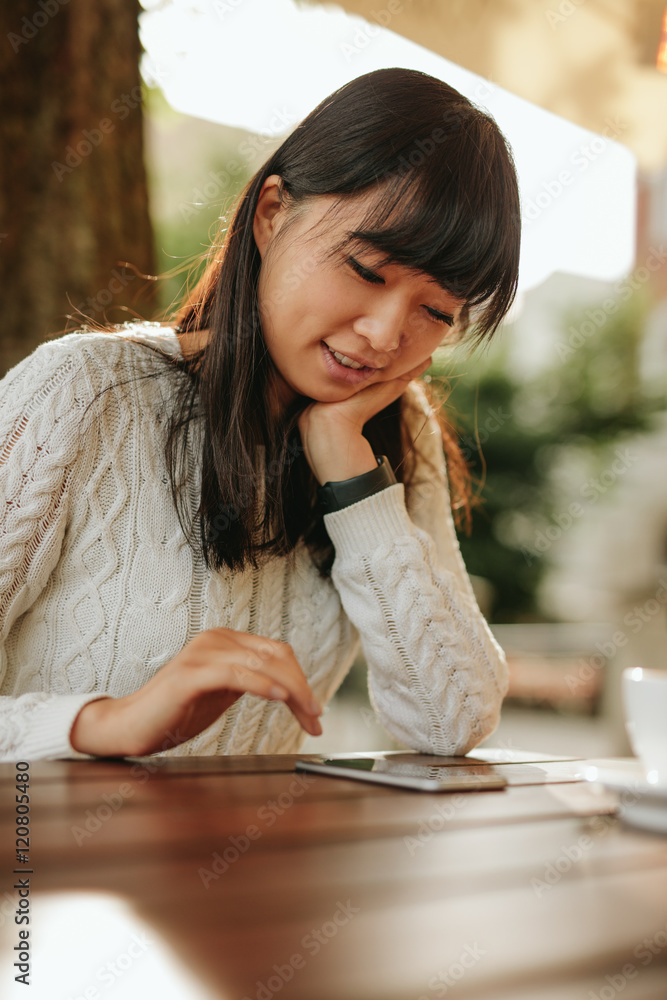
0, 324, 507, 761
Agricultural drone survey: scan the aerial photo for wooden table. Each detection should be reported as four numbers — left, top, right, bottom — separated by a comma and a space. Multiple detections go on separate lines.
1, 749, 667, 1000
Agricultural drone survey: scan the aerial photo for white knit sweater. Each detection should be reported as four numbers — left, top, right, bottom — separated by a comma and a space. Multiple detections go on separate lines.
0, 324, 508, 761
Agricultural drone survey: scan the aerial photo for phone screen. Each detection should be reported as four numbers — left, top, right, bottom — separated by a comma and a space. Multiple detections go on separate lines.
295, 757, 507, 792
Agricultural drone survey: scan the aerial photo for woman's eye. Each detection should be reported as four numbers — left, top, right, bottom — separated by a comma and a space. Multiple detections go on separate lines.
346, 255, 455, 326
346, 256, 384, 285
425, 307, 455, 327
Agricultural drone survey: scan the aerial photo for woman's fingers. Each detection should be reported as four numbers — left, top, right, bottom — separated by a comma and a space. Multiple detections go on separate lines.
364, 354, 433, 402
190, 629, 323, 734
351, 362, 432, 422
193, 660, 288, 703
71, 628, 324, 758
211, 629, 322, 712
281, 695, 323, 736
194, 661, 322, 735
296, 355, 434, 454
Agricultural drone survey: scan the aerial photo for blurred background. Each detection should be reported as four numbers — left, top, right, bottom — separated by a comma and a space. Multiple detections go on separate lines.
1, 0, 665, 760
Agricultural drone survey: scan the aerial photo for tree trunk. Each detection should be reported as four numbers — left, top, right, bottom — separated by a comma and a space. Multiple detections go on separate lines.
0, 0, 155, 376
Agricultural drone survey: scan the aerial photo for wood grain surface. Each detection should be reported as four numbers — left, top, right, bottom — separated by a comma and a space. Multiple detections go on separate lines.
1, 752, 666, 1000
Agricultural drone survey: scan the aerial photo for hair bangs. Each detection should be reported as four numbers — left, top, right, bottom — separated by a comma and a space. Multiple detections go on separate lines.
321, 128, 519, 341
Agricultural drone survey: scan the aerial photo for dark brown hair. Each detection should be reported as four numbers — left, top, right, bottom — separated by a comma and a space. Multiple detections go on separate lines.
121, 67, 521, 576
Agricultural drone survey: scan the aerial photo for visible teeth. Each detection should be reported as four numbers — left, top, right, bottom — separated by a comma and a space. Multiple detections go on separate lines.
330, 348, 364, 369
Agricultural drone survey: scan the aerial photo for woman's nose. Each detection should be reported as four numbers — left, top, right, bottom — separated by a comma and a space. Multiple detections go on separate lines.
353, 305, 411, 361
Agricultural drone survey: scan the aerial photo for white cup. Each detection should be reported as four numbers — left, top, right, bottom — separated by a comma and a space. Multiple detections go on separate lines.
622, 667, 667, 784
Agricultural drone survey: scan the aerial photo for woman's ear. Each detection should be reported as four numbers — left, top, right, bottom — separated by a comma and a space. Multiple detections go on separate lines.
253, 174, 286, 259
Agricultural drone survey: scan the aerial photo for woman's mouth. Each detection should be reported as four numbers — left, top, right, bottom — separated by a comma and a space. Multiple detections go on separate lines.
321, 341, 378, 384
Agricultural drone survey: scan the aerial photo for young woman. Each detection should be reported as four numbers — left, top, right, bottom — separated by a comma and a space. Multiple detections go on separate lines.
0, 67, 520, 761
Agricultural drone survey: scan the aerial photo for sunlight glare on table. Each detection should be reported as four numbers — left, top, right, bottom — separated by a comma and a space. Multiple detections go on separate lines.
0, 891, 220, 1000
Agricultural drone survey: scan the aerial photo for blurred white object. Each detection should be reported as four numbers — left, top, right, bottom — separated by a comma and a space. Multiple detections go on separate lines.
623, 666, 667, 785
0, 892, 217, 1000
140, 0, 637, 294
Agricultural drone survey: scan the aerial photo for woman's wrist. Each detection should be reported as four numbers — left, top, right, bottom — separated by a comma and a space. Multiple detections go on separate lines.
318, 455, 397, 513
297, 405, 378, 485
70, 696, 115, 755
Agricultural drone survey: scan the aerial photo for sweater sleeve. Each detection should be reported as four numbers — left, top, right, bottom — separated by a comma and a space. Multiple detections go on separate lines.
321, 381, 508, 756
0, 342, 107, 761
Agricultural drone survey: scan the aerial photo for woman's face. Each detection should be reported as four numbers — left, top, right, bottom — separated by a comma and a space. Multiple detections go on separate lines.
253, 176, 466, 412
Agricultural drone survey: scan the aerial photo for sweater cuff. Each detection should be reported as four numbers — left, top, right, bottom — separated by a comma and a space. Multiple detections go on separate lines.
322, 482, 414, 558
20, 693, 111, 761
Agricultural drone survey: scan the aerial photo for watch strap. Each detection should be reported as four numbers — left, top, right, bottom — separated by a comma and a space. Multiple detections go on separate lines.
317, 455, 397, 513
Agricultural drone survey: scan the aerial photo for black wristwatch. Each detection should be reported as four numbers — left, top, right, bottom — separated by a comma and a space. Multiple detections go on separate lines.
317, 455, 397, 513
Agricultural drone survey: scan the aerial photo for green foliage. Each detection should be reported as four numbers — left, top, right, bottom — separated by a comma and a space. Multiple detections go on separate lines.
432, 290, 659, 623
143, 85, 254, 317
151, 171, 247, 318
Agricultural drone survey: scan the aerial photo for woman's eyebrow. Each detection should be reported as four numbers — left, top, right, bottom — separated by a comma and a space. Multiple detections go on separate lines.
345, 237, 386, 260
425, 275, 465, 303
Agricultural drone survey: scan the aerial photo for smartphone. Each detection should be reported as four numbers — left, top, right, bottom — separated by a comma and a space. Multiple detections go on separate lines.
295, 757, 508, 792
